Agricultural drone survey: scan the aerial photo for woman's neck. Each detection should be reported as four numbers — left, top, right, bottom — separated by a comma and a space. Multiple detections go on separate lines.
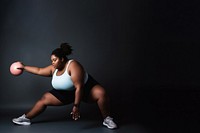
57, 60, 67, 71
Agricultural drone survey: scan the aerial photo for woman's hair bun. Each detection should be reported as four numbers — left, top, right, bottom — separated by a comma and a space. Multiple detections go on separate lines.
60, 43, 73, 56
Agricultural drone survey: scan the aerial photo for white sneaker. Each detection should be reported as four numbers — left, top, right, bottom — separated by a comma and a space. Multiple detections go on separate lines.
103, 116, 117, 129
12, 114, 31, 125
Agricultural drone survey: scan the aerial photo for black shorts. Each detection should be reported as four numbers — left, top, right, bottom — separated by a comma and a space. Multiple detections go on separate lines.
49, 74, 99, 104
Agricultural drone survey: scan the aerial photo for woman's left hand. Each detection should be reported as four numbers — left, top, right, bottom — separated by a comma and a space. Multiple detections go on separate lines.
70, 106, 80, 120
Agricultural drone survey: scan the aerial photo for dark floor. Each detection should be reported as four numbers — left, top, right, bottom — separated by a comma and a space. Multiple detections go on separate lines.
1, 106, 199, 133
1, 88, 200, 133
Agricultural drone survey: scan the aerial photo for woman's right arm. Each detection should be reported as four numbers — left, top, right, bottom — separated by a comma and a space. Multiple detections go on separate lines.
20, 62, 54, 77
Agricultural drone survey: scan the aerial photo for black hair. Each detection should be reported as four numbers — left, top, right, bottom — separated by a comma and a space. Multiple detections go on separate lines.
51, 43, 73, 60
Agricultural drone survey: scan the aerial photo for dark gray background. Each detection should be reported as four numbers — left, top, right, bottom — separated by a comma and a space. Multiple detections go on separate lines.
1, 0, 200, 127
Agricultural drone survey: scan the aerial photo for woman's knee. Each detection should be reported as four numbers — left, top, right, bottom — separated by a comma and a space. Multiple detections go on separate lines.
91, 86, 107, 100
39, 93, 51, 105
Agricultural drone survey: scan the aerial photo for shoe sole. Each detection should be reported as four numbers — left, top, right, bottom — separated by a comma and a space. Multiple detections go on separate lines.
103, 122, 117, 129
12, 120, 31, 126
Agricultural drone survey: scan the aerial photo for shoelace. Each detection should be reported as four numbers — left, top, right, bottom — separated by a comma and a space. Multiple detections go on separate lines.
106, 118, 114, 124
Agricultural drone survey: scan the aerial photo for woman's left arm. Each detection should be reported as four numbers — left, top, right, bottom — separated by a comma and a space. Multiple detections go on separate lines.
69, 61, 85, 120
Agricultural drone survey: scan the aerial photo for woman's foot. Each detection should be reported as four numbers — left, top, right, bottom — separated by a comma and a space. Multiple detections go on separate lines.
12, 114, 31, 125
103, 116, 117, 129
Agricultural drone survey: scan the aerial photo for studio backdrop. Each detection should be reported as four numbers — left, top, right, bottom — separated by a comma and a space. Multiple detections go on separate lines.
1, 0, 200, 119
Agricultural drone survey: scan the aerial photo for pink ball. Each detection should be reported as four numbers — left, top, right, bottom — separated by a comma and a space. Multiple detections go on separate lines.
10, 62, 23, 76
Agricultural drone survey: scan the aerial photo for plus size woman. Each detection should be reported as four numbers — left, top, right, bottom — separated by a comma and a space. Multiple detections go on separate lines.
12, 43, 117, 129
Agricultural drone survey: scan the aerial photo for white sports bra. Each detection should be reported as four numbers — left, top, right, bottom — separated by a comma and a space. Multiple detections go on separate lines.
51, 60, 88, 91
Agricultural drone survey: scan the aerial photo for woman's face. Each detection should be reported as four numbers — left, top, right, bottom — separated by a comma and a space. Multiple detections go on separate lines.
51, 54, 63, 69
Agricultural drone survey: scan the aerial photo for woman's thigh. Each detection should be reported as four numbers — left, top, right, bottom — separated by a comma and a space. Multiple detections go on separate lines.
84, 85, 107, 103
41, 92, 64, 106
